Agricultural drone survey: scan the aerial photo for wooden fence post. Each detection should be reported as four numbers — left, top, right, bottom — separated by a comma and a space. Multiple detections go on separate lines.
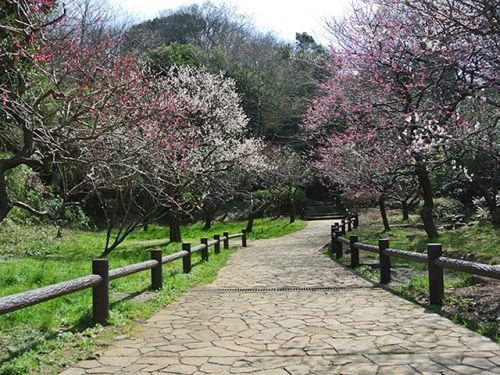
214, 234, 221, 254
201, 238, 209, 261
347, 218, 352, 232
223, 232, 229, 249
354, 213, 359, 228
241, 229, 247, 247
350, 235, 359, 268
331, 230, 338, 257
341, 220, 346, 235
182, 243, 191, 273
330, 225, 336, 255
428, 243, 444, 305
334, 231, 343, 259
92, 259, 109, 325
378, 239, 391, 284
150, 249, 163, 290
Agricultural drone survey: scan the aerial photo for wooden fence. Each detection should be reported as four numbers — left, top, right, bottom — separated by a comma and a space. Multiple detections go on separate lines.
0, 230, 248, 324
330, 216, 500, 305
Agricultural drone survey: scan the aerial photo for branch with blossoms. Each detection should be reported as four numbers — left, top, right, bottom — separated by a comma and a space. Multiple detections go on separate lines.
315, 129, 416, 230
305, 0, 498, 236
1, 0, 192, 238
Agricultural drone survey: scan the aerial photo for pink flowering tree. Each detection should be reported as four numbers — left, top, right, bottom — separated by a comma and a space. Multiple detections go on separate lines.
0, 0, 164, 226
304, 0, 498, 237
316, 130, 416, 230
0, 1, 192, 254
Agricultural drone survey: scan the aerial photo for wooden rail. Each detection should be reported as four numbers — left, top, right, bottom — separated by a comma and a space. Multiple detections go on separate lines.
0, 230, 247, 324
329, 216, 500, 305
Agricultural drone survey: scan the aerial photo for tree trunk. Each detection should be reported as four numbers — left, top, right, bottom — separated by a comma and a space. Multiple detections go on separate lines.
492, 210, 500, 225
246, 213, 255, 233
0, 169, 12, 223
476, 184, 499, 225
203, 215, 212, 231
246, 202, 267, 233
169, 214, 182, 242
289, 204, 296, 224
289, 193, 296, 224
416, 164, 439, 238
379, 196, 390, 231
402, 200, 409, 221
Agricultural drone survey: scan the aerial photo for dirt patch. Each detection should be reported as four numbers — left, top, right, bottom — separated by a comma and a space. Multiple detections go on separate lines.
390, 266, 427, 284
407, 278, 500, 324
445, 281, 500, 323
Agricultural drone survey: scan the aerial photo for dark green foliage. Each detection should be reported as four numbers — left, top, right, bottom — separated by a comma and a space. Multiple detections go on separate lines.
276, 188, 307, 216
2, 157, 89, 228
123, 8, 206, 52
146, 43, 208, 70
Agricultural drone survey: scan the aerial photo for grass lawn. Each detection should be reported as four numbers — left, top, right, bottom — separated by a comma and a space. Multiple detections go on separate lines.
334, 208, 499, 343
0, 218, 305, 374
352, 209, 500, 264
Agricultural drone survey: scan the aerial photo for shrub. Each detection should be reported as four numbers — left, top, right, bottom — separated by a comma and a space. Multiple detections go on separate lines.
4, 157, 90, 228
427, 197, 465, 222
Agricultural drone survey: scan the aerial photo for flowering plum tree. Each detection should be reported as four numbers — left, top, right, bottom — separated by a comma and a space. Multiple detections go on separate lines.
139, 66, 263, 242
260, 146, 312, 224
304, 0, 498, 237
237, 145, 312, 231
188, 138, 266, 230
0, 0, 165, 226
316, 130, 416, 230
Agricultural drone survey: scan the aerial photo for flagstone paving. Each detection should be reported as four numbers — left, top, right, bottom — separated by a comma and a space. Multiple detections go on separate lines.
62, 220, 500, 374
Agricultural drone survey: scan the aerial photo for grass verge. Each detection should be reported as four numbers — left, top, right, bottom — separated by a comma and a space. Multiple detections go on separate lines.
0, 218, 305, 374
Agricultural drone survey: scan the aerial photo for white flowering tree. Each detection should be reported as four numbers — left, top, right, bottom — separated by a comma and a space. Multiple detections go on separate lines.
148, 66, 265, 242
189, 138, 267, 230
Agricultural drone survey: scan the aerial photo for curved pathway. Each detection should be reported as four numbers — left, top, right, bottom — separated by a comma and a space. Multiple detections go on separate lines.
63, 220, 499, 374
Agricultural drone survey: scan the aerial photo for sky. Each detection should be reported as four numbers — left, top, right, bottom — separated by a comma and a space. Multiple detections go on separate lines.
111, 0, 352, 44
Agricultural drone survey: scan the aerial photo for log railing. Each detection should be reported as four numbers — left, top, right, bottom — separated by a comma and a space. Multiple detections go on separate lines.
329, 216, 500, 305
0, 229, 248, 324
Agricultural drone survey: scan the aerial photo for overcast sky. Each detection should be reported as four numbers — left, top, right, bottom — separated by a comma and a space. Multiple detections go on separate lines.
111, 0, 351, 44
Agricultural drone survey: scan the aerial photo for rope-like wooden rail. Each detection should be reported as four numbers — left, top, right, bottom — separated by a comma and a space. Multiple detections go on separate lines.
109, 260, 159, 281
0, 229, 248, 323
384, 247, 428, 263
329, 216, 499, 305
0, 275, 102, 315
435, 257, 500, 279
353, 242, 378, 253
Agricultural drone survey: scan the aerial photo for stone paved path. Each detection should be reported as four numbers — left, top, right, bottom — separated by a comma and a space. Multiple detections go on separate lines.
62, 220, 500, 374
